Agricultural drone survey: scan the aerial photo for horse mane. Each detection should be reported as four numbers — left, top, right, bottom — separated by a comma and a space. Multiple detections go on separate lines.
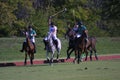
26, 37, 34, 51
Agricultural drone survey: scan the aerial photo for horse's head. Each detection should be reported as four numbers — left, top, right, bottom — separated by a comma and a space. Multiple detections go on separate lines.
26, 37, 30, 44
67, 29, 76, 39
25, 37, 34, 52
45, 32, 54, 48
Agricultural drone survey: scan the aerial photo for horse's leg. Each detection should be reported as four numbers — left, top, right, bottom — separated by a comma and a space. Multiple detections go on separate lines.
66, 47, 74, 60
50, 52, 55, 66
28, 52, 32, 65
69, 49, 74, 58
56, 47, 60, 61
73, 50, 77, 64
77, 50, 81, 64
56, 48, 61, 61
46, 51, 50, 62
30, 53, 34, 65
90, 50, 93, 61
24, 53, 27, 65
32, 53, 34, 60
56, 54, 59, 61
94, 48, 98, 60
66, 47, 70, 59
56, 49, 60, 61
85, 50, 88, 61
66, 47, 71, 59
30, 56, 33, 65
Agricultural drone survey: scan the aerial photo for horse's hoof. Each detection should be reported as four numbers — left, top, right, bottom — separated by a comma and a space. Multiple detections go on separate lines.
77, 60, 80, 64
46, 59, 49, 63
50, 63, 53, 66
73, 60, 75, 64
80, 59, 83, 62
56, 59, 59, 62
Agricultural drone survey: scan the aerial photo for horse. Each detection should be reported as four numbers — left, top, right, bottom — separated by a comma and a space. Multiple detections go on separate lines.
24, 37, 35, 65
67, 36, 98, 61
44, 32, 61, 65
73, 31, 87, 64
66, 28, 76, 59
87, 36, 98, 61
66, 28, 98, 62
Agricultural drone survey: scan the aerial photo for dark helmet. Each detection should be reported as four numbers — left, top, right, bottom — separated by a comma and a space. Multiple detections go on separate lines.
28, 25, 32, 29
67, 22, 70, 25
50, 22, 54, 25
77, 21, 83, 26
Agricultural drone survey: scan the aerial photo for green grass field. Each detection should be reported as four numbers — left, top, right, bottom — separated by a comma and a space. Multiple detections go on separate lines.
0, 37, 120, 61
0, 60, 120, 80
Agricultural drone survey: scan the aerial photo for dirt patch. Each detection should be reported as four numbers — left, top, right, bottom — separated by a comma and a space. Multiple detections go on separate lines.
0, 54, 120, 67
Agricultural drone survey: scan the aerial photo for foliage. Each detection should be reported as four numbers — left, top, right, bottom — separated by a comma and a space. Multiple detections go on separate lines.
0, 0, 119, 37
0, 1, 16, 25
101, 0, 120, 36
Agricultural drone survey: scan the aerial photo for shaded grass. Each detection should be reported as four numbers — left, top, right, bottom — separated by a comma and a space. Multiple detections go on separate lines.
0, 37, 120, 61
0, 60, 120, 80
97, 37, 120, 54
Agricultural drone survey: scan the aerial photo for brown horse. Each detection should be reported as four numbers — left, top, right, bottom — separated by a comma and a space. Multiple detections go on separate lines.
73, 32, 87, 64
87, 36, 98, 61
24, 37, 35, 65
66, 28, 98, 62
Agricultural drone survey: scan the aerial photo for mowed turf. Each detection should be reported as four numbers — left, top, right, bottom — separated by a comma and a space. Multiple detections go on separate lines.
0, 37, 120, 61
0, 60, 120, 80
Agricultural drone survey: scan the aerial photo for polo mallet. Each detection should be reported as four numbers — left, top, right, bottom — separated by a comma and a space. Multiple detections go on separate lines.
49, 8, 67, 18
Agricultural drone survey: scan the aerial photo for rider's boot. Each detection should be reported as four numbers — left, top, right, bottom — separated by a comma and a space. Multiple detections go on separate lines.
20, 42, 26, 52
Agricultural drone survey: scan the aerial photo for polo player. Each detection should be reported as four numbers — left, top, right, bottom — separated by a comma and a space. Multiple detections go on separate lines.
20, 25, 37, 53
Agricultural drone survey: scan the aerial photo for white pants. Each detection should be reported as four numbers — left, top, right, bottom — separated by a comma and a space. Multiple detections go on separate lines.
51, 34, 57, 40
76, 34, 81, 38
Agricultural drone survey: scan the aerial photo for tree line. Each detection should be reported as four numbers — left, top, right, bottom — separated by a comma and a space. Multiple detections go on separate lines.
0, 0, 119, 37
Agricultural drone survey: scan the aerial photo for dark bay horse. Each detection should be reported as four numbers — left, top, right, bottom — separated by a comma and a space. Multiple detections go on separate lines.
66, 28, 98, 63
67, 36, 98, 61
87, 36, 98, 61
24, 37, 35, 65
73, 32, 87, 64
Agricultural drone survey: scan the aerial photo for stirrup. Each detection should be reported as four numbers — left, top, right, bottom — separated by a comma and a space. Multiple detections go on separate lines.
34, 50, 36, 53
